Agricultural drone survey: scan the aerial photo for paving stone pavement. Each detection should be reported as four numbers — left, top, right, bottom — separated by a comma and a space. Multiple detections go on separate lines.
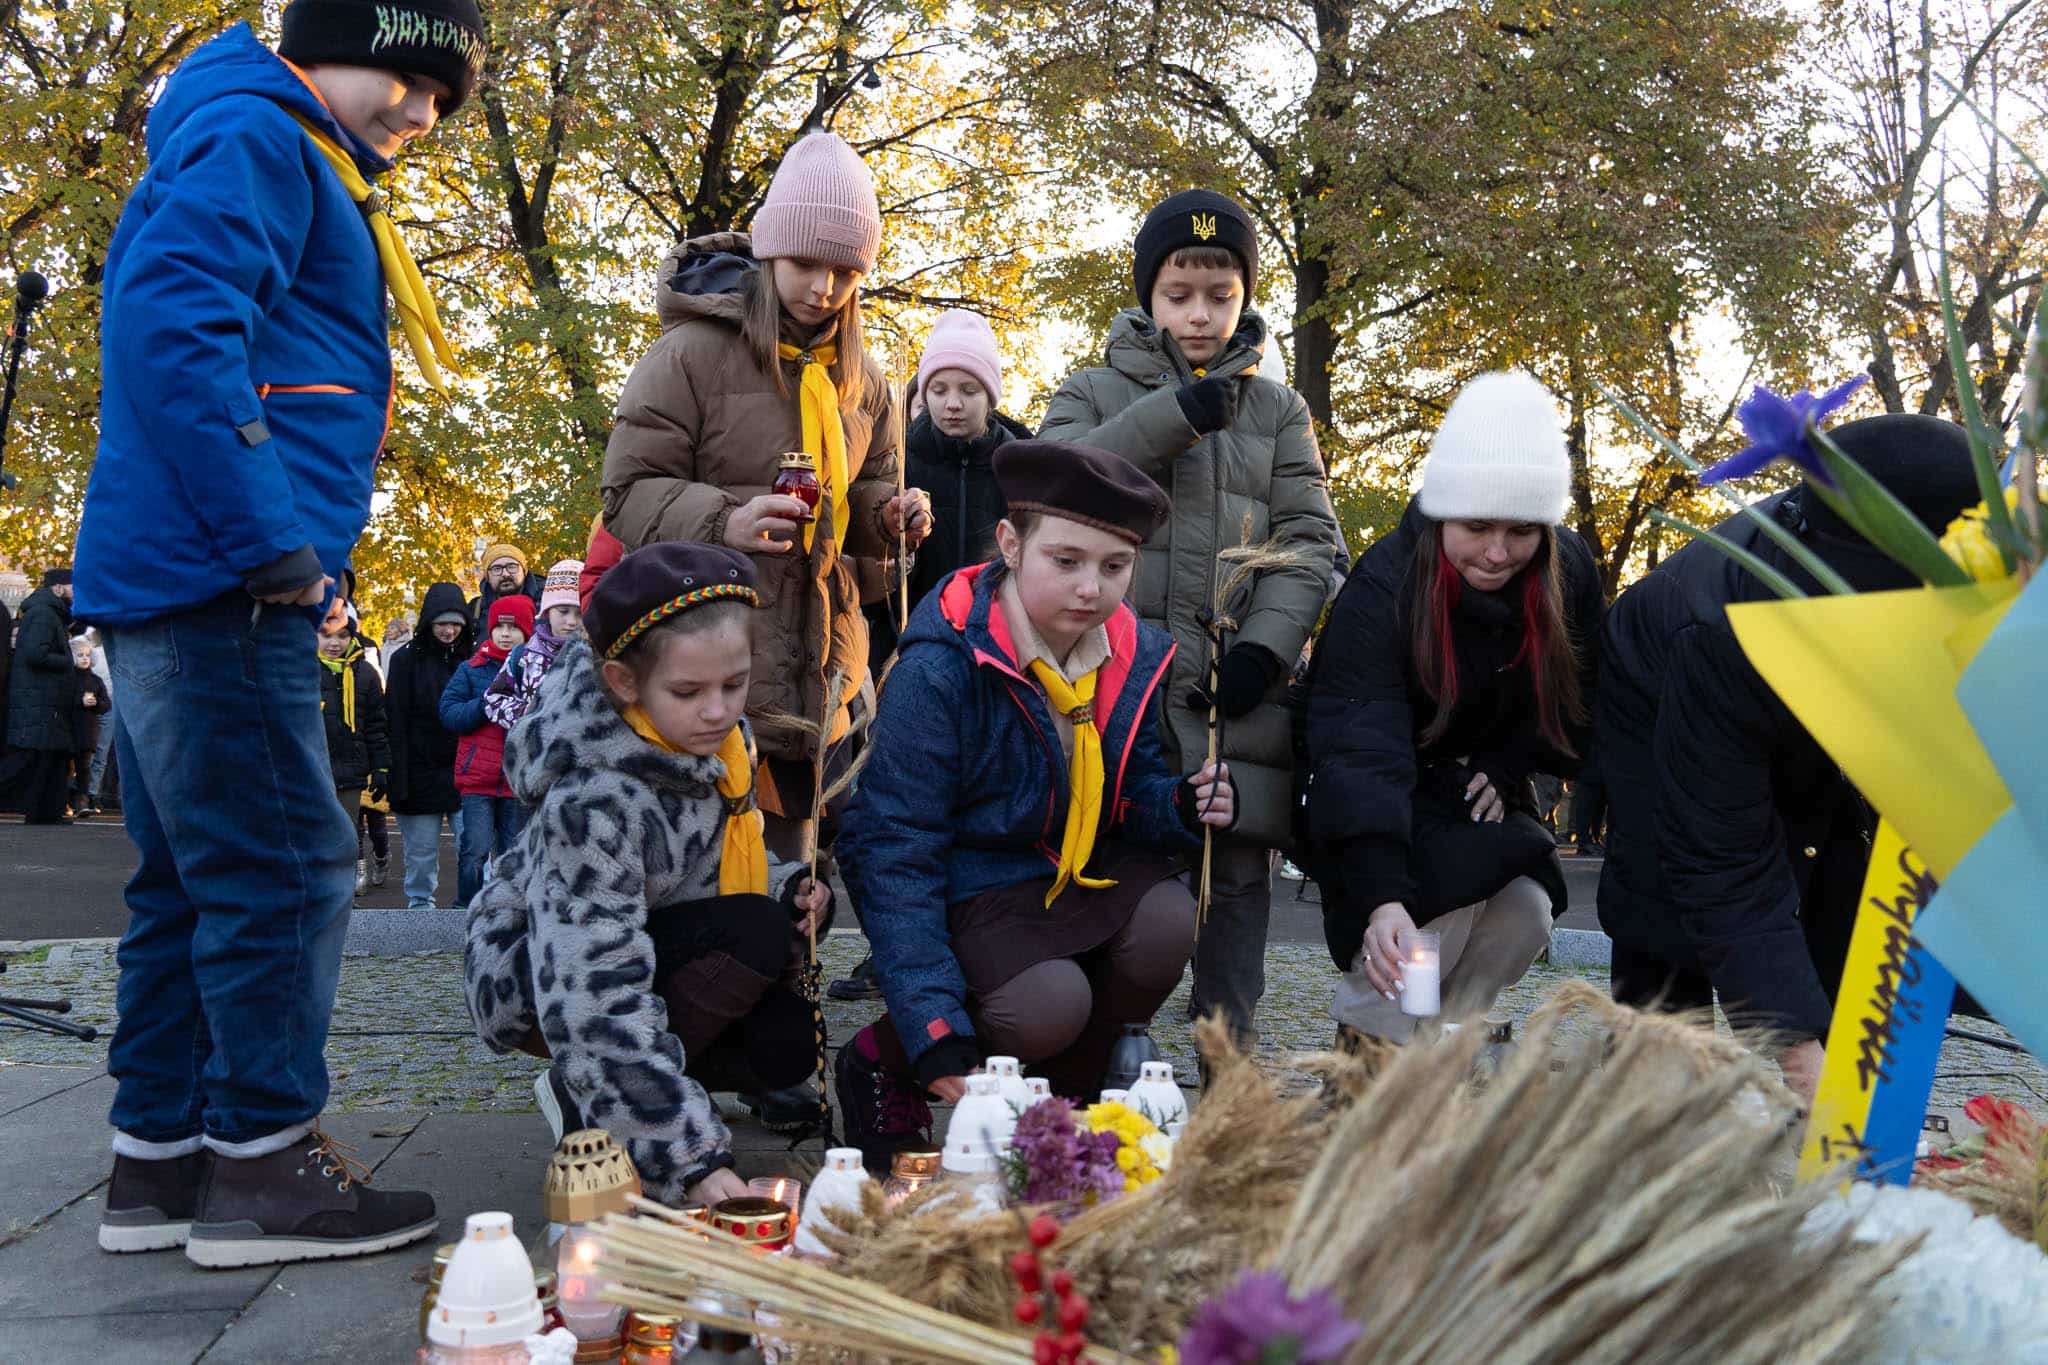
2, 936, 2041, 1114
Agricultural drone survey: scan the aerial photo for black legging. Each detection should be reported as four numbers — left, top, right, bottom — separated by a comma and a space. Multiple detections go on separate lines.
356, 801, 389, 860
647, 893, 816, 1095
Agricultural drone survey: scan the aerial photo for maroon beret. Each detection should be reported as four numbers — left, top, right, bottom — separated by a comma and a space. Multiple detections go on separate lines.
992, 440, 1171, 546
587, 541, 758, 660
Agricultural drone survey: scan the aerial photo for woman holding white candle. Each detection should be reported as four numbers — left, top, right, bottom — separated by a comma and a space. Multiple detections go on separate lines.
1297, 371, 1602, 1044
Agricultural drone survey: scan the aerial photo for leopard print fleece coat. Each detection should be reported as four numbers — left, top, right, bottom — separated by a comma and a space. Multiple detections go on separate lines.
464, 639, 801, 1200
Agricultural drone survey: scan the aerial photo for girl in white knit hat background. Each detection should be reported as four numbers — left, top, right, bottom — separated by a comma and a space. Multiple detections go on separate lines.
1295, 370, 1605, 1044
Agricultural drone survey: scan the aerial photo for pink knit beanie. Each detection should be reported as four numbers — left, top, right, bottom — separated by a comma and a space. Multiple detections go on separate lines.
751, 132, 882, 274
539, 559, 583, 614
915, 310, 1003, 414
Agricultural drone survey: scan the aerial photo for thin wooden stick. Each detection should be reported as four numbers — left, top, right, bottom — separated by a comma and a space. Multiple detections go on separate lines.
896, 364, 912, 635
597, 1212, 1145, 1364
803, 666, 847, 1148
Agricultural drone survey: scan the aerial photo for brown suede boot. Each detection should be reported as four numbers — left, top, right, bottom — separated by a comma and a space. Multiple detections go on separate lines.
99, 1151, 208, 1253
184, 1127, 436, 1268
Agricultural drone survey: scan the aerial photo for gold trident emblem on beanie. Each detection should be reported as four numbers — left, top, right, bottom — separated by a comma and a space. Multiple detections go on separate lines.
1191, 212, 1217, 241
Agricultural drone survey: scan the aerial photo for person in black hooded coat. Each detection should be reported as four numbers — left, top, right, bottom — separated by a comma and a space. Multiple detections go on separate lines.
1298, 373, 1601, 1043
864, 312, 1031, 669
1596, 413, 1982, 1101
384, 581, 472, 907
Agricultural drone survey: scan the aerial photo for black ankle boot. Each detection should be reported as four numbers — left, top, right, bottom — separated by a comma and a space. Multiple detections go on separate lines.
99, 1150, 209, 1253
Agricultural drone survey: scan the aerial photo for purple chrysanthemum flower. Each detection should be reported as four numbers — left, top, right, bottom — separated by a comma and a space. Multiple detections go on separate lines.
1700, 375, 1867, 486
1179, 1271, 1363, 1365
1006, 1099, 1124, 1208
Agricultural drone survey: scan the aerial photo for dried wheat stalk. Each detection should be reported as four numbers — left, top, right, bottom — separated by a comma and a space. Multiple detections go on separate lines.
599, 987, 1921, 1364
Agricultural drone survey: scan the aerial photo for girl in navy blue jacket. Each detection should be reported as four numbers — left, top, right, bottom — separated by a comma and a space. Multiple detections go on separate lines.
836, 440, 1235, 1167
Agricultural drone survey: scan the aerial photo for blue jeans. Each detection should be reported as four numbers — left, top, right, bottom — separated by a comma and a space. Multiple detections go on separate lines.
90, 691, 116, 797
397, 810, 456, 908
103, 594, 356, 1148
457, 793, 527, 907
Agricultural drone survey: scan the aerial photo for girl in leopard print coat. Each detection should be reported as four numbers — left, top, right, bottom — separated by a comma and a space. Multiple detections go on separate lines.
465, 543, 829, 1207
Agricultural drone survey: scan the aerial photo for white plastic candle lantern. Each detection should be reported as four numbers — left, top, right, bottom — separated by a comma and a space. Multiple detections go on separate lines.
553, 1223, 622, 1342
427, 1211, 544, 1354
984, 1056, 1034, 1115
1127, 1061, 1189, 1130
1024, 1077, 1053, 1103
1399, 928, 1442, 1017
794, 1147, 871, 1257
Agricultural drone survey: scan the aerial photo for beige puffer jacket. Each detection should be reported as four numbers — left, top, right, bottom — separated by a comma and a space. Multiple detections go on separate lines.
1039, 307, 1341, 848
601, 233, 900, 764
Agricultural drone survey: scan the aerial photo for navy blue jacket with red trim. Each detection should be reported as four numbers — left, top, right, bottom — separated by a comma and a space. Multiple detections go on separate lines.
838, 561, 1194, 1072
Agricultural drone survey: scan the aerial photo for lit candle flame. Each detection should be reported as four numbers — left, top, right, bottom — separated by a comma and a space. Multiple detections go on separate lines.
772, 1178, 789, 1206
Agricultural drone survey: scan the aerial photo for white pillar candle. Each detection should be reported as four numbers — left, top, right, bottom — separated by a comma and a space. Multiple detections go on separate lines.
1399, 929, 1442, 1017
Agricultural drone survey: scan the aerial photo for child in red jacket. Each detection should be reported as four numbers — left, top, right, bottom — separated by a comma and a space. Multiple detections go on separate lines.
441, 594, 532, 905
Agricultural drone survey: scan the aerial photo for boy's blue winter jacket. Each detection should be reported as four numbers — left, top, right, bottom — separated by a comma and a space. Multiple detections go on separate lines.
75, 24, 396, 625
838, 561, 1195, 1072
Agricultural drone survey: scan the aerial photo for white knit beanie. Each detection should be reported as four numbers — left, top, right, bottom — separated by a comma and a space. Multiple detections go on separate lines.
1417, 371, 1571, 525
751, 132, 882, 275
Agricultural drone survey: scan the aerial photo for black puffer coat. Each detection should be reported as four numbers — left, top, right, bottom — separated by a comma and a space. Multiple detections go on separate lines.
5, 587, 76, 753
1597, 490, 1906, 1039
1298, 500, 1602, 971
384, 582, 472, 815
866, 408, 1030, 663
320, 642, 391, 791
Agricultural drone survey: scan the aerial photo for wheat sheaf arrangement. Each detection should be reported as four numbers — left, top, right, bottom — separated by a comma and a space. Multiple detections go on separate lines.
599, 984, 1911, 1363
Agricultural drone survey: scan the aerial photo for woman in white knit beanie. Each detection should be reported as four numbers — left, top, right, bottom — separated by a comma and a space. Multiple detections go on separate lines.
1294, 370, 1605, 1044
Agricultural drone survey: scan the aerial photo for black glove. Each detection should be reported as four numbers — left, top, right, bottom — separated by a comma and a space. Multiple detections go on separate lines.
1175, 376, 1230, 435
367, 771, 389, 804
1186, 644, 1281, 720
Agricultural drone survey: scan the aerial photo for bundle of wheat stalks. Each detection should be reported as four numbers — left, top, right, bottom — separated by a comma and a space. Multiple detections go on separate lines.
599, 982, 1918, 1363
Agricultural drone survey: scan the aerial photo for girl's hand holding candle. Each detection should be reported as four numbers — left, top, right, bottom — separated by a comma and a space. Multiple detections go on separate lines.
685, 1167, 750, 1207
1361, 902, 1417, 1000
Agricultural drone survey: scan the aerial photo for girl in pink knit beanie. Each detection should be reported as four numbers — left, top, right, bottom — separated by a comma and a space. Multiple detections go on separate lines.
600, 128, 935, 894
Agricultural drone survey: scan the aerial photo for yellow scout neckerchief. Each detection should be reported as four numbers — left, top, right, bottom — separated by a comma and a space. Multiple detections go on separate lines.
1025, 660, 1115, 907
286, 111, 460, 394
622, 707, 769, 897
317, 642, 360, 728
774, 342, 851, 551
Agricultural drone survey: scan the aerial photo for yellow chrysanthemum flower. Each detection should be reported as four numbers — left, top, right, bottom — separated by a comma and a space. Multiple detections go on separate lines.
1939, 487, 2022, 583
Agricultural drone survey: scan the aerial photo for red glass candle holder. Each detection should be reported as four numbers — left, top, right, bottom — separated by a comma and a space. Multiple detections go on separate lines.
773, 454, 820, 524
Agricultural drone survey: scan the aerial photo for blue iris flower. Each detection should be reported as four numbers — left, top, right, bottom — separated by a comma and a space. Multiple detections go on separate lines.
1701, 375, 1868, 486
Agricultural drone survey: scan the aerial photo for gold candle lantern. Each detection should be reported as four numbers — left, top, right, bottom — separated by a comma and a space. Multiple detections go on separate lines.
708, 1196, 795, 1252
416, 1241, 457, 1343
621, 1311, 682, 1364
883, 1147, 942, 1205
544, 1128, 641, 1225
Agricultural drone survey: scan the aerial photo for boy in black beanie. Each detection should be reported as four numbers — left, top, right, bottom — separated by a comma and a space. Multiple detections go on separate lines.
1040, 188, 1342, 1044
73, 0, 481, 1268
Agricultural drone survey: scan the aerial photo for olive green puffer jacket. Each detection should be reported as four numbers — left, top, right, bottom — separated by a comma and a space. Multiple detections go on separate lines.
1039, 308, 1341, 847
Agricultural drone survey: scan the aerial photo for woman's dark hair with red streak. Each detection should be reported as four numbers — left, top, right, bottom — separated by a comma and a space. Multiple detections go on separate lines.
1406, 520, 1584, 753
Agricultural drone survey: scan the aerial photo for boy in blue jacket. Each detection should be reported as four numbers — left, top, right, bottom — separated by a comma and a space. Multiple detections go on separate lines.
835, 441, 1237, 1170
72, 0, 483, 1268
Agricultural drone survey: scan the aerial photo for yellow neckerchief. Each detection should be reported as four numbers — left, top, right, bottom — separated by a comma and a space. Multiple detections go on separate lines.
285, 110, 459, 395
318, 643, 358, 729
773, 341, 851, 552
621, 707, 769, 897
1025, 659, 1116, 907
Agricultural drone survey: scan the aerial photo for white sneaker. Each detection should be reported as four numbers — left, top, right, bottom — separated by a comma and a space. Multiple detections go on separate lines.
353, 859, 368, 895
